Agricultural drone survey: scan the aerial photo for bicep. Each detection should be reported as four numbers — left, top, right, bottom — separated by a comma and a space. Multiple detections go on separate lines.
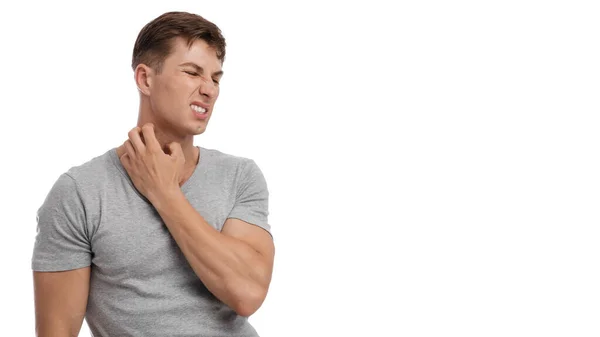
34, 267, 91, 336
222, 218, 275, 271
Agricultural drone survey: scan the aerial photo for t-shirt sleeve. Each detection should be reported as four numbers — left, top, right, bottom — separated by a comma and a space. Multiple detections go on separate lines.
32, 173, 92, 272
227, 159, 271, 235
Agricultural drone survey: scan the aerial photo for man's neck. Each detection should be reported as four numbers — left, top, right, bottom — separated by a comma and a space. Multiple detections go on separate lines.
115, 125, 200, 176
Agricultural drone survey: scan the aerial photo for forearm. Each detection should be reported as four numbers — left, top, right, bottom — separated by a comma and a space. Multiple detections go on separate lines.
151, 189, 269, 316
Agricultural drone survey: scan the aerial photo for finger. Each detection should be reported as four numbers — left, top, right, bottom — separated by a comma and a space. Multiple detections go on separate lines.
124, 140, 136, 159
168, 142, 184, 161
141, 123, 161, 152
119, 151, 130, 169
128, 127, 145, 153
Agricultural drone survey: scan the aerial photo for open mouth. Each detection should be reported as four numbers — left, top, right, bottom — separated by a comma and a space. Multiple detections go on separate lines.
191, 104, 207, 114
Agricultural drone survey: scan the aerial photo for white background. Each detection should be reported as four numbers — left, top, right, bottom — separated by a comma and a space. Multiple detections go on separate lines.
1, 0, 599, 336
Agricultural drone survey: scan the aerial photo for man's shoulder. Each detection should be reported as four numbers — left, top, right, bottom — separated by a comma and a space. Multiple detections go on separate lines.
201, 147, 266, 185
62, 147, 117, 186
201, 146, 255, 169
40, 148, 117, 210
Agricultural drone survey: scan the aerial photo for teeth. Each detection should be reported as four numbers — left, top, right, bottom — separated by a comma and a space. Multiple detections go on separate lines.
191, 104, 207, 113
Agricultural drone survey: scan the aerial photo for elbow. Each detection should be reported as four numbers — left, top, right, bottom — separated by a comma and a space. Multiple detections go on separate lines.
231, 285, 268, 317
234, 302, 258, 317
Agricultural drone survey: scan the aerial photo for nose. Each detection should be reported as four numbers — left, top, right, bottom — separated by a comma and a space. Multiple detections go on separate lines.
199, 78, 217, 98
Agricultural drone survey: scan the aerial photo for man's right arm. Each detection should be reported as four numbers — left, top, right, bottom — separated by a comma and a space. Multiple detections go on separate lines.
34, 267, 90, 337
32, 172, 93, 336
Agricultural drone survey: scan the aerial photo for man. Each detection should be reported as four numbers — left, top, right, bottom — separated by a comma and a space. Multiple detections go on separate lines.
32, 11, 274, 337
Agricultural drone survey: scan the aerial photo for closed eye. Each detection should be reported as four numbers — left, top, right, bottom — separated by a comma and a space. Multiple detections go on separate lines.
184, 71, 199, 76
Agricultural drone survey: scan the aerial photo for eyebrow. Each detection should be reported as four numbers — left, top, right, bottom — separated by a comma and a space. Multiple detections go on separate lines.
179, 62, 224, 77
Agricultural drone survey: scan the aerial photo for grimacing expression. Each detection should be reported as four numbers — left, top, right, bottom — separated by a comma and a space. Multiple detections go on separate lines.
143, 37, 223, 136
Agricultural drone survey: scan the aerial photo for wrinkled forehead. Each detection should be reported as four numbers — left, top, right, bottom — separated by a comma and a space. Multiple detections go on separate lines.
166, 37, 223, 72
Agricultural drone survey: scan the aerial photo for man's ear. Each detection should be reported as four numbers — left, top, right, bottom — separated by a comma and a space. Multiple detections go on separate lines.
134, 64, 153, 95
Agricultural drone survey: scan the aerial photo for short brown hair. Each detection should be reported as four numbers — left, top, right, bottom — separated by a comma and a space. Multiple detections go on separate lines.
132, 11, 226, 72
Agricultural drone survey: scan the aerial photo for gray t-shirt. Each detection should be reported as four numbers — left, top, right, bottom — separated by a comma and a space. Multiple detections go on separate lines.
32, 146, 270, 337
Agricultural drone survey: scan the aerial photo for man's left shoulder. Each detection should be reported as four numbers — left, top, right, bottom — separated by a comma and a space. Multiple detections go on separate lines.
201, 147, 261, 173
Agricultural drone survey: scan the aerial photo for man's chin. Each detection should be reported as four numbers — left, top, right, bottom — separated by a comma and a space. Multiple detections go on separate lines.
191, 125, 207, 135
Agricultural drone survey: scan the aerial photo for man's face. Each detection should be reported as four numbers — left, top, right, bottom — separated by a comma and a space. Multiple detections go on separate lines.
146, 37, 223, 137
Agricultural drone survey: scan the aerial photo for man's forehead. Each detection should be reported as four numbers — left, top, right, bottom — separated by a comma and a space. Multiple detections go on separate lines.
167, 39, 222, 72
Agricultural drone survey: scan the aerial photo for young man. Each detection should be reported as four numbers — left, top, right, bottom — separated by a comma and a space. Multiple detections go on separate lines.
32, 12, 274, 337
